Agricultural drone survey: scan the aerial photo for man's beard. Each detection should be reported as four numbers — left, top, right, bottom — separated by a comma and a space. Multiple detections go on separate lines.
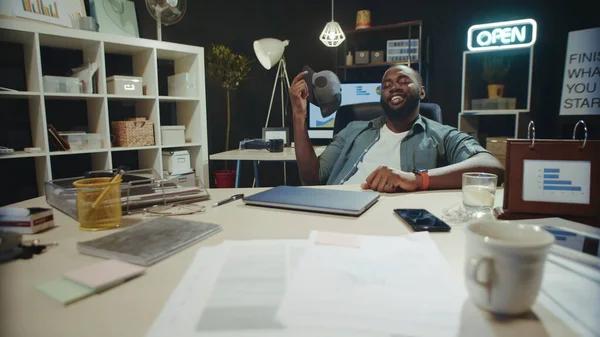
381, 94, 419, 120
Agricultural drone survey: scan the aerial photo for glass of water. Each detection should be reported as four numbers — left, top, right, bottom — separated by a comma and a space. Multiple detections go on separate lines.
462, 172, 498, 218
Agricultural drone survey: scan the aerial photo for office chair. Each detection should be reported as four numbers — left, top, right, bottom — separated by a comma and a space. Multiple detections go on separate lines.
333, 102, 443, 135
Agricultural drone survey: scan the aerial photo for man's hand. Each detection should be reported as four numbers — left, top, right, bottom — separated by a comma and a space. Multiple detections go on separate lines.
361, 166, 422, 193
289, 71, 309, 122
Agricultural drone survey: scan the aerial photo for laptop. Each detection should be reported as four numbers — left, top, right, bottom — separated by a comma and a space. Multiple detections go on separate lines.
243, 186, 380, 216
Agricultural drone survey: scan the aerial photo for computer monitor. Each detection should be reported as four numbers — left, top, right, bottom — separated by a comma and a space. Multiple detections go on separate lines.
307, 83, 382, 140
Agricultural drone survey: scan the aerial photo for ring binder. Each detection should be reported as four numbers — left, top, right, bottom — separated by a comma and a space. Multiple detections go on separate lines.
527, 121, 536, 149
573, 120, 588, 149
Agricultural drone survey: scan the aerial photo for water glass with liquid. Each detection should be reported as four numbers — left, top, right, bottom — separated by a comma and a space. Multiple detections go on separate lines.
462, 173, 498, 215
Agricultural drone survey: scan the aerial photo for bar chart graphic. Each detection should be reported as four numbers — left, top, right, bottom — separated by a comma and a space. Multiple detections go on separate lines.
21, 0, 60, 18
523, 160, 591, 204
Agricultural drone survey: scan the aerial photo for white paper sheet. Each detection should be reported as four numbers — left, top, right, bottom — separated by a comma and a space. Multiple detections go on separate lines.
537, 253, 600, 337
277, 232, 468, 337
146, 240, 388, 337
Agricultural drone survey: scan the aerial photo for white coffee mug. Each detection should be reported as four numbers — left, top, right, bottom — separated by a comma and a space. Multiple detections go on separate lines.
465, 221, 555, 315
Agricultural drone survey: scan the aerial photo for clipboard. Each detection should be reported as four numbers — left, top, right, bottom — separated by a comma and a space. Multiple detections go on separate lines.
497, 121, 600, 226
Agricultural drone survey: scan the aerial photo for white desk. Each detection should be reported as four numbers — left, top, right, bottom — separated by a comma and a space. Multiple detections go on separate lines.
209, 147, 326, 187
0, 187, 577, 337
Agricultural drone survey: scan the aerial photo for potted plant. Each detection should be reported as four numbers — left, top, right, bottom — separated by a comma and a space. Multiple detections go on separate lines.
483, 56, 510, 99
206, 44, 251, 188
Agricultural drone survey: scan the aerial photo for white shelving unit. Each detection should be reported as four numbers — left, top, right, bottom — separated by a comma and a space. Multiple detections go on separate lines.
458, 46, 534, 140
0, 19, 209, 201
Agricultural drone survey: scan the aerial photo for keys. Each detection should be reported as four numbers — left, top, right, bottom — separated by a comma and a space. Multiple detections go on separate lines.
18, 240, 59, 259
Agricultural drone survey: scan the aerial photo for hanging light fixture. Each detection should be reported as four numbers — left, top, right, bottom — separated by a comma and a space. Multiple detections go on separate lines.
319, 0, 345, 47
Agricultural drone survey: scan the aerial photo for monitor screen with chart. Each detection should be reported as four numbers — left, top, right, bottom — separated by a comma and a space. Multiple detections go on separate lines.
307, 83, 382, 140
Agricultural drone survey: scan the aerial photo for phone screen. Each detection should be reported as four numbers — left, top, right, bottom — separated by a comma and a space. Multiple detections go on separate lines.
394, 209, 451, 232
543, 226, 600, 257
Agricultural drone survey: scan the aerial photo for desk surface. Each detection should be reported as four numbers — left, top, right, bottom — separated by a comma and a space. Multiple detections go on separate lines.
0, 186, 576, 337
210, 146, 326, 161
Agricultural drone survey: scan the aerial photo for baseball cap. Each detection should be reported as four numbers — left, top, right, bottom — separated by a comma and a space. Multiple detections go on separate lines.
302, 65, 342, 118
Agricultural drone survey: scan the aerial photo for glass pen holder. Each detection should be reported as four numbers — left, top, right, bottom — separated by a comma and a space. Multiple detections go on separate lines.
73, 177, 123, 231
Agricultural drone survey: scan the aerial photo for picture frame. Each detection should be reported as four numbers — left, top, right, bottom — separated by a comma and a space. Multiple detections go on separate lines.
262, 127, 289, 146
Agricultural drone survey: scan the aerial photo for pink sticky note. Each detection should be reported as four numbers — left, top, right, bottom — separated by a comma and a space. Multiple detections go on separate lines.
315, 231, 361, 248
64, 260, 146, 290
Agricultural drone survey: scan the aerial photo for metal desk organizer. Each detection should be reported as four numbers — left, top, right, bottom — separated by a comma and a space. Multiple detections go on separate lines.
45, 169, 210, 220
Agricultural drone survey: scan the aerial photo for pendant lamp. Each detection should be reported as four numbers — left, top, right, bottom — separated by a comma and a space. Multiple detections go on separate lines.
319, 0, 345, 47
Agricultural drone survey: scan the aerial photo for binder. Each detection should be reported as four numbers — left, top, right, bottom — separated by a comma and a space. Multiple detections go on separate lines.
496, 121, 600, 226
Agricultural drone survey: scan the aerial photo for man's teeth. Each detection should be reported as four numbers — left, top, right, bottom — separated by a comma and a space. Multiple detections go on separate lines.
391, 96, 403, 103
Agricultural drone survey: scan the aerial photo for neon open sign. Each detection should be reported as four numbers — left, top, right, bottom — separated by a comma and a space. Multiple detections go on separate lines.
468, 19, 537, 51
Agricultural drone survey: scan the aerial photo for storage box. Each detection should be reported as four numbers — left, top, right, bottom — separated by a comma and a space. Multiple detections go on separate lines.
161, 126, 185, 146
168, 73, 196, 97
486, 137, 509, 156
471, 98, 517, 110
111, 118, 155, 147
164, 170, 196, 188
162, 150, 192, 175
43, 76, 82, 93
370, 51, 384, 63
60, 133, 102, 150
355, 51, 369, 64
107, 75, 143, 96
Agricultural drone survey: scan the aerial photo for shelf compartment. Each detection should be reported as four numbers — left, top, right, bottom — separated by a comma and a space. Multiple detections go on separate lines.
0, 30, 41, 92
0, 96, 47, 151
159, 101, 203, 145
0, 156, 46, 206
39, 39, 104, 95
109, 99, 160, 147
50, 152, 110, 180
112, 147, 161, 173
104, 43, 157, 97
45, 97, 110, 153
157, 52, 200, 98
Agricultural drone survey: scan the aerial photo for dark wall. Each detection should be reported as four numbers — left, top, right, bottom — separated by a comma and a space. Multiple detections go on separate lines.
132, 0, 598, 186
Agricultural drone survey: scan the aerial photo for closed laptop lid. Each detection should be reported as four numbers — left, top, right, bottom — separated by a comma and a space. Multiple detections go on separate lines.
243, 186, 380, 216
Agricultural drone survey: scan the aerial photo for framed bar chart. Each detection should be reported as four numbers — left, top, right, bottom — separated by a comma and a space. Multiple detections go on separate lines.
11, 0, 70, 26
523, 159, 591, 204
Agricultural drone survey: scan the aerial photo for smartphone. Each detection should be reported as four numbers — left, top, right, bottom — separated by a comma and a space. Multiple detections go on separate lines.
394, 209, 451, 232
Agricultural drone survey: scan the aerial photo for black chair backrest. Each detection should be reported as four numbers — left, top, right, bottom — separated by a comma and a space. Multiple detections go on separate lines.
333, 102, 443, 135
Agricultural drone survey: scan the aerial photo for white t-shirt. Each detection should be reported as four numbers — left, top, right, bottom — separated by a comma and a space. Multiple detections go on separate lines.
344, 125, 409, 185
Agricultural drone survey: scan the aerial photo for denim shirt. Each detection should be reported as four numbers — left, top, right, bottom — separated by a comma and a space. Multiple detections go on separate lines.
318, 115, 490, 185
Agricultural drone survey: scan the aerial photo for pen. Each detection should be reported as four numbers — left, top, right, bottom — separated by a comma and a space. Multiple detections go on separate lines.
92, 169, 125, 209
212, 194, 244, 207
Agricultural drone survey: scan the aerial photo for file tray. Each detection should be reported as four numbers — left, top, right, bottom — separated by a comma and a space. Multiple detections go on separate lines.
45, 169, 209, 220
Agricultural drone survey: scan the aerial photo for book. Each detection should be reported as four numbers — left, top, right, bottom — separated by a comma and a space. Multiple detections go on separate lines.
0, 207, 54, 234
77, 217, 222, 266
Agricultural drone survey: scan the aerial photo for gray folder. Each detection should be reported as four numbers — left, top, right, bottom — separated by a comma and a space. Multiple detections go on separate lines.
243, 186, 380, 216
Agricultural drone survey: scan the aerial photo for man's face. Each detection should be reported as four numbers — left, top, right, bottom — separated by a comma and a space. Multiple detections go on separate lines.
380, 66, 423, 119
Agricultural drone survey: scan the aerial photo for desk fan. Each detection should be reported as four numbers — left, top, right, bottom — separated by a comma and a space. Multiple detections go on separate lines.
145, 0, 187, 41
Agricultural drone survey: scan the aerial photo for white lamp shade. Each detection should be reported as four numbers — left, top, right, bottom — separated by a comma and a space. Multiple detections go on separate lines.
253, 38, 289, 70
319, 21, 346, 47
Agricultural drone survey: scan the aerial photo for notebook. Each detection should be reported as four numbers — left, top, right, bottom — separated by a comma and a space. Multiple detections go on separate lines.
243, 186, 380, 216
77, 218, 222, 266
64, 259, 146, 290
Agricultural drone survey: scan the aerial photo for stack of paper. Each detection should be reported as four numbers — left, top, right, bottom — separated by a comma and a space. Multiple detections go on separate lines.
278, 232, 467, 336
147, 232, 467, 337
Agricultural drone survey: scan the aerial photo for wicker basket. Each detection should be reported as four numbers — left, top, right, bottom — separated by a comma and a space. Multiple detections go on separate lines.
111, 118, 155, 147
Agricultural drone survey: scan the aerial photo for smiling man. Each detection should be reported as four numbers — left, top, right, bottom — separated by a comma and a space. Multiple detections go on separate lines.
290, 65, 504, 192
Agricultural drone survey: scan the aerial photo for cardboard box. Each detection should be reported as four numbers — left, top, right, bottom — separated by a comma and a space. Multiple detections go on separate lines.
355, 51, 369, 64
0, 207, 54, 234
486, 137, 509, 156
370, 51, 384, 63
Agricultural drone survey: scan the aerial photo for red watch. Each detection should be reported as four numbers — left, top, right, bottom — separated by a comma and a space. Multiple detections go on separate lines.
412, 169, 429, 191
